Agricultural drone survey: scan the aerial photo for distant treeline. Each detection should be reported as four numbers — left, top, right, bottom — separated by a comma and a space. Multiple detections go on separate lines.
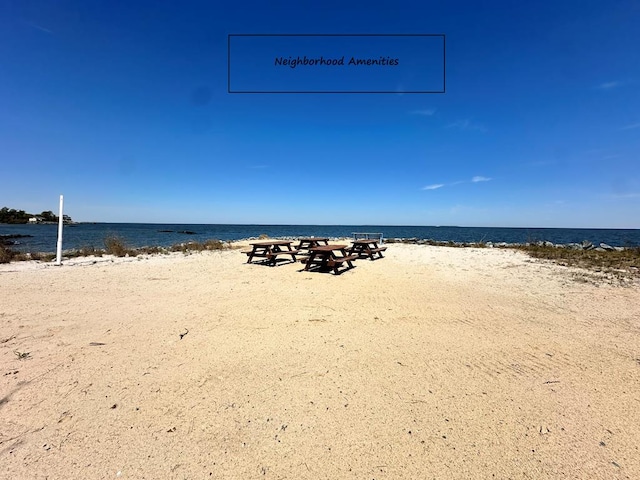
0, 207, 73, 224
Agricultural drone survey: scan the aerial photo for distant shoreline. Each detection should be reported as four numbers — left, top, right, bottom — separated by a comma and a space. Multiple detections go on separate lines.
1, 221, 638, 229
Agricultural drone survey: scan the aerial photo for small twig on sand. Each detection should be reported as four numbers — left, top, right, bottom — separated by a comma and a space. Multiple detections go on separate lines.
14, 350, 30, 360
179, 328, 189, 340
543, 380, 560, 384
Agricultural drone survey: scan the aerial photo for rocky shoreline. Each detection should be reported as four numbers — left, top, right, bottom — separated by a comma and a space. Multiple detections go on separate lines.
0, 233, 34, 246
385, 238, 631, 251
1, 233, 637, 258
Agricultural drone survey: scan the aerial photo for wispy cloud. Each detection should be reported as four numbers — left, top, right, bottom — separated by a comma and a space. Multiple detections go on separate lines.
410, 108, 436, 116
472, 176, 491, 183
621, 122, 640, 130
597, 80, 622, 90
446, 119, 487, 133
583, 149, 623, 161
610, 192, 640, 199
525, 160, 555, 167
422, 176, 491, 191
26, 21, 53, 34
248, 164, 268, 169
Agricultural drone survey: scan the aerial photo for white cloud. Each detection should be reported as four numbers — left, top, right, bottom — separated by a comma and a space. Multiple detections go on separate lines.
610, 192, 640, 199
423, 176, 491, 190
622, 122, 640, 130
410, 109, 436, 116
422, 184, 444, 190
26, 22, 53, 34
471, 176, 491, 183
446, 119, 487, 132
447, 119, 470, 129
525, 160, 555, 167
598, 81, 622, 90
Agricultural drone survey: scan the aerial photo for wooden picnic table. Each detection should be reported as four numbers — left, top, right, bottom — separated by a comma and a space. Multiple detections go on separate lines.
302, 244, 357, 275
295, 237, 330, 250
348, 239, 387, 260
243, 240, 300, 265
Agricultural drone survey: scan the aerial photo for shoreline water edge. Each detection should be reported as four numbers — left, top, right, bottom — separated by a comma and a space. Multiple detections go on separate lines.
0, 233, 636, 254
1, 223, 639, 254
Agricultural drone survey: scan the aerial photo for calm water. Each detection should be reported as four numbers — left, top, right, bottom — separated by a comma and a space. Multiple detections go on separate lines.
1, 223, 639, 252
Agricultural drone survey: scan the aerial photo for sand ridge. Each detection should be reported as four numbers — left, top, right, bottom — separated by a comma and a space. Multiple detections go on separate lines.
1, 243, 639, 479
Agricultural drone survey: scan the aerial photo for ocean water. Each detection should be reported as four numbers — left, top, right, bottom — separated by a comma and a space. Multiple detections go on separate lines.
2, 223, 639, 253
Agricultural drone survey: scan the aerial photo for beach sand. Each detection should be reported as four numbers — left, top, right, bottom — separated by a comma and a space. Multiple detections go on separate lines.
1, 242, 639, 479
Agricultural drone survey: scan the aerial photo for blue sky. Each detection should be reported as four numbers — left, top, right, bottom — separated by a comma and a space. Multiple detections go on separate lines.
1, 1, 639, 227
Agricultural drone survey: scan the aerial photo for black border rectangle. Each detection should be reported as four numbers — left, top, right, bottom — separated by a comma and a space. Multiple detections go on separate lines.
227, 34, 446, 94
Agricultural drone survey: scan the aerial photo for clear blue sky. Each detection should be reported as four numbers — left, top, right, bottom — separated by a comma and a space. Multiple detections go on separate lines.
1, 1, 639, 227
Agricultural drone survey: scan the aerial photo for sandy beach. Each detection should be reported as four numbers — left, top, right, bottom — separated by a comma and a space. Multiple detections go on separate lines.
1, 242, 639, 479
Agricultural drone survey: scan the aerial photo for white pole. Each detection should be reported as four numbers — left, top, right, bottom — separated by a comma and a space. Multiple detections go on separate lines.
55, 195, 64, 266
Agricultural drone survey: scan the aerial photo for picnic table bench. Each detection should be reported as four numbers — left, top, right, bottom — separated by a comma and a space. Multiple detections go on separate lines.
302, 245, 357, 275
243, 240, 300, 266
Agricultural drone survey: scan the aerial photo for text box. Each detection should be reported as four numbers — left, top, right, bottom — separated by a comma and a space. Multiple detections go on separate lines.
228, 34, 445, 94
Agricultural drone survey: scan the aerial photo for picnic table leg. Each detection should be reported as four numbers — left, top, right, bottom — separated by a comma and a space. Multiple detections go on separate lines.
343, 250, 355, 272
268, 247, 277, 265
304, 252, 316, 271
286, 244, 297, 263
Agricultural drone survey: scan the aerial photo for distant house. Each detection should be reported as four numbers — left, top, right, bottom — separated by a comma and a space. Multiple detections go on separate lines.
28, 216, 45, 224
